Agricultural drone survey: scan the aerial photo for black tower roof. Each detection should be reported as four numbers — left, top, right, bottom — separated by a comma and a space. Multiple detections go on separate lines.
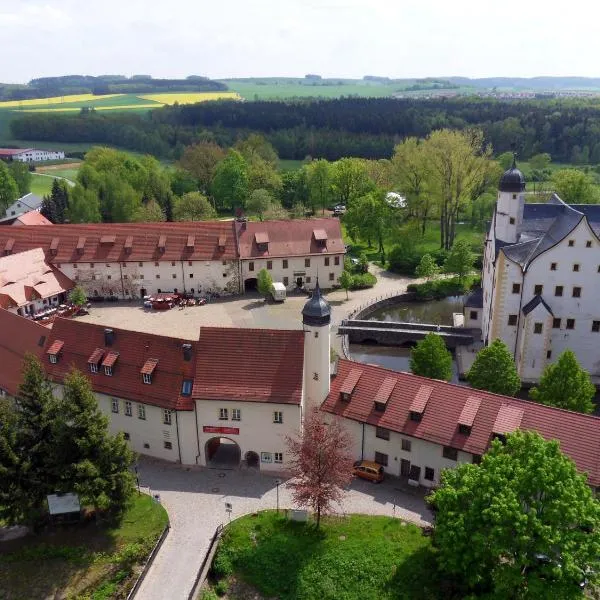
302, 281, 331, 326
499, 155, 526, 193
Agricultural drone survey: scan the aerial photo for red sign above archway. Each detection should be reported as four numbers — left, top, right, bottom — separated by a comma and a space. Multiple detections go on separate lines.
203, 426, 240, 435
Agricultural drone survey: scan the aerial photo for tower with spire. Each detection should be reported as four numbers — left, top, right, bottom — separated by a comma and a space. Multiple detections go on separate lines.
301, 281, 331, 412
495, 153, 526, 243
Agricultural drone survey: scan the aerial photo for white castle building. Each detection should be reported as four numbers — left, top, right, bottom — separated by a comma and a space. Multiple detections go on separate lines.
466, 157, 600, 383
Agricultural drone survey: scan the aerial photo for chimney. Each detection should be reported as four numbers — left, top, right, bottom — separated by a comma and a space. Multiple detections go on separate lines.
182, 343, 192, 361
104, 328, 114, 346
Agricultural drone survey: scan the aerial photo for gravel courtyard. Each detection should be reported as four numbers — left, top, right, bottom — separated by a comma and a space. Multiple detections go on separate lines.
134, 457, 433, 600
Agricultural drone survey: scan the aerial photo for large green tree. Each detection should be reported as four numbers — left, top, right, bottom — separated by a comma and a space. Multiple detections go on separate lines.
177, 141, 225, 193
8, 161, 31, 196
132, 199, 166, 222
0, 161, 20, 213
529, 349, 596, 414
410, 333, 452, 381
246, 188, 273, 221
211, 149, 249, 211
331, 157, 374, 207
429, 431, 600, 598
551, 168, 599, 204
444, 239, 474, 282
172, 191, 216, 221
66, 184, 101, 223
305, 159, 332, 214
415, 253, 439, 280
257, 268, 273, 300
467, 339, 520, 396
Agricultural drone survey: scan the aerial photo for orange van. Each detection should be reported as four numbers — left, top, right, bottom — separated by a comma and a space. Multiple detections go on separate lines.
353, 460, 384, 483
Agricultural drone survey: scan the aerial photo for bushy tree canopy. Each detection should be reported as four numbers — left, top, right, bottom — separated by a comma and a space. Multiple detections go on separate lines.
410, 333, 452, 381
467, 339, 521, 396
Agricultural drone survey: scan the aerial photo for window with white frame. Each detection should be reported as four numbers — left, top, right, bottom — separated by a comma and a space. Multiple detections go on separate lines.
274, 452, 283, 464
104, 365, 113, 376
49, 354, 57, 364
111, 398, 119, 413
143, 373, 152, 384
219, 408, 228, 420
138, 404, 146, 420
273, 411, 283, 424
125, 401, 132, 416
232, 408, 241, 421
90, 362, 98, 374
163, 409, 172, 425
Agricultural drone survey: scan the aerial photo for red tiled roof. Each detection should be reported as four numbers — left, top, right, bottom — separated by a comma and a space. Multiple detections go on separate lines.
254, 232, 269, 244
493, 404, 524, 435
15, 211, 52, 226
373, 377, 396, 406
44, 318, 197, 410
88, 348, 104, 364
141, 358, 159, 375
458, 396, 482, 427
340, 368, 363, 395
313, 228, 328, 241
322, 359, 600, 487
2, 222, 238, 263
409, 384, 433, 414
237, 218, 345, 259
47, 339, 64, 355
193, 327, 304, 404
0, 309, 47, 395
0, 148, 32, 156
102, 351, 119, 368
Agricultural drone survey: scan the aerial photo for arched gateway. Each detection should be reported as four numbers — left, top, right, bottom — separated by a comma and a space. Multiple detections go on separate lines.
205, 437, 241, 469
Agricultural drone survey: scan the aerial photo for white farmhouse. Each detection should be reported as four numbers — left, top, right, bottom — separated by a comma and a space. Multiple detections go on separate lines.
0, 148, 65, 163
5, 193, 44, 218
466, 158, 600, 383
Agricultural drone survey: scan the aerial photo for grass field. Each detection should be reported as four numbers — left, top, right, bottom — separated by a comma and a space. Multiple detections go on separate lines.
0, 493, 168, 600
30, 173, 55, 196
279, 158, 306, 171
210, 511, 437, 600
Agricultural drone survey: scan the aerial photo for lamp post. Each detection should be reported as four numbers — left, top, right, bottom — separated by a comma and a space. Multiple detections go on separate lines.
275, 479, 281, 514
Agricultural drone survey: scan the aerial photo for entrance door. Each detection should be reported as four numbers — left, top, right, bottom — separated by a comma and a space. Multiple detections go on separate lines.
400, 459, 411, 477
409, 465, 421, 482
140, 288, 147, 298
296, 277, 303, 288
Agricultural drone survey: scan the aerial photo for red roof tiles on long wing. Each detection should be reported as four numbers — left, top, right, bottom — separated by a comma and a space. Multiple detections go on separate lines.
193, 327, 304, 404
313, 228, 328, 241
322, 360, 600, 487
493, 404, 524, 435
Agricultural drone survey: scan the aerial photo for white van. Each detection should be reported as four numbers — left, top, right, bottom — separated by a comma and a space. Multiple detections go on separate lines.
271, 282, 286, 302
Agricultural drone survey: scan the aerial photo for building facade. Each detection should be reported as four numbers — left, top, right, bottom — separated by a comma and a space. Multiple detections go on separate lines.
0, 148, 65, 163
467, 159, 600, 383
5, 193, 43, 218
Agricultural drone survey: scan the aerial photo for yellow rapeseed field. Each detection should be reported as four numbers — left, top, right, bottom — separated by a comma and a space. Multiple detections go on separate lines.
0, 94, 123, 108
139, 92, 241, 105
19, 104, 162, 113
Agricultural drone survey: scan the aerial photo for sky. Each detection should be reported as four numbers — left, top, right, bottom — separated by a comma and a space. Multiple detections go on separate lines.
1, 0, 599, 83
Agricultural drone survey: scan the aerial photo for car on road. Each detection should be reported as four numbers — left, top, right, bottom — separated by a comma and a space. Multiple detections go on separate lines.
353, 460, 384, 483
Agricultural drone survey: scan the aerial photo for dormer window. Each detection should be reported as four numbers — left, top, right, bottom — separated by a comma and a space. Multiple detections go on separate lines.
338, 368, 363, 402
254, 232, 269, 252
181, 379, 193, 396
340, 391, 351, 402
458, 396, 481, 437
409, 411, 422, 422
104, 366, 113, 376
313, 229, 328, 248
49, 354, 58, 364
141, 358, 158, 384
408, 384, 433, 423
90, 363, 98, 374
47, 339, 64, 363
102, 350, 119, 375
373, 377, 396, 413
218, 235, 226, 251
458, 424, 471, 435
143, 373, 152, 385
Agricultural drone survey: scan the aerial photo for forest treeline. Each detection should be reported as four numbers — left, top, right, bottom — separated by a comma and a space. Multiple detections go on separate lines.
12, 96, 600, 162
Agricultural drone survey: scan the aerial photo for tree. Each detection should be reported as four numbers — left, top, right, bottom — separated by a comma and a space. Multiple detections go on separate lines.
257, 268, 273, 300
551, 168, 599, 204
529, 152, 552, 171
8, 161, 31, 196
415, 253, 439, 280
55, 369, 135, 513
177, 141, 225, 193
467, 339, 520, 396
443, 239, 474, 282
410, 333, 452, 381
331, 157, 374, 207
305, 159, 332, 214
0, 160, 19, 213
66, 184, 101, 223
235, 133, 279, 167
69, 285, 88, 307
285, 409, 354, 528
246, 188, 273, 221
496, 151, 514, 170
173, 191, 217, 221
429, 431, 600, 598
529, 349, 596, 414
132, 199, 166, 222
211, 149, 249, 211
339, 270, 353, 299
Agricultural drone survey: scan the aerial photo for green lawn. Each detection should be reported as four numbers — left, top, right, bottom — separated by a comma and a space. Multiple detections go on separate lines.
210, 511, 439, 600
279, 158, 306, 171
0, 493, 168, 600
29, 173, 54, 197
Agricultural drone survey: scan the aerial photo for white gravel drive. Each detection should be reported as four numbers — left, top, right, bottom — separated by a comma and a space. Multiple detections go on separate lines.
133, 456, 433, 600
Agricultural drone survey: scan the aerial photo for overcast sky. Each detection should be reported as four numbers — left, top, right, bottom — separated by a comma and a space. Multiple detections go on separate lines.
1, 0, 598, 83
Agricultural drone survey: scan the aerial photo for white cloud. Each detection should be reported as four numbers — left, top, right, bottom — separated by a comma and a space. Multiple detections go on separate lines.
0, 0, 599, 82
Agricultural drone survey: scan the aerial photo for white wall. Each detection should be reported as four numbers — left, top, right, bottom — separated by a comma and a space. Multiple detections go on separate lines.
195, 399, 302, 471
303, 322, 331, 412
241, 255, 344, 290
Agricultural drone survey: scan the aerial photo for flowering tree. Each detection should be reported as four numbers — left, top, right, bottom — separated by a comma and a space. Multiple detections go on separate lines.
285, 408, 355, 527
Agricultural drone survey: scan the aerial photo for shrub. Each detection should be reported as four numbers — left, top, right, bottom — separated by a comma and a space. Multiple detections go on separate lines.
212, 549, 233, 578
388, 244, 421, 275
200, 589, 219, 600
407, 276, 480, 300
350, 272, 377, 289
214, 579, 229, 596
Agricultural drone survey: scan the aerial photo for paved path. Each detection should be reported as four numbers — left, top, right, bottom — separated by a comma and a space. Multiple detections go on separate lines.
134, 456, 432, 600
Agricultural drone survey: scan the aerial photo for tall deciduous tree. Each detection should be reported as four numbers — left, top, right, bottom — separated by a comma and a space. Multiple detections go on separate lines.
529, 349, 596, 414
132, 199, 166, 222
306, 159, 332, 214
429, 431, 600, 598
177, 141, 226, 193
415, 254, 439, 280
339, 270, 353, 300
69, 285, 88, 307
66, 183, 101, 223
8, 161, 31, 196
443, 239, 474, 282
551, 168, 599, 204
410, 333, 452, 381
331, 157, 374, 207
285, 409, 354, 528
467, 339, 520, 396
173, 191, 216, 221
211, 149, 249, 211
0, 161, 20, 213
246, 188, 273, 221
257, 268, 273, 300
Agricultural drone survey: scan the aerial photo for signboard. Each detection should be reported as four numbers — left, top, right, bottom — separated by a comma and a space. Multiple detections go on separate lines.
47, 493, 80, 515
291, 510, 308, 522
203, 426, 240, 435
261, 452, 272, 463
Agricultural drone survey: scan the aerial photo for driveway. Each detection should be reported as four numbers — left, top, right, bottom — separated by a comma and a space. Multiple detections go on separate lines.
134, 456, 433, 600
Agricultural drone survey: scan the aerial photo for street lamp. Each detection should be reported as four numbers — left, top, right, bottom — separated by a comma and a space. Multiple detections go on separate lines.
275, 479, 281, 514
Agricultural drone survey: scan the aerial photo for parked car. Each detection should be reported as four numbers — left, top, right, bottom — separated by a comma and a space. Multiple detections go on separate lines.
353, 460, 384, 483
333, 204, 346, 216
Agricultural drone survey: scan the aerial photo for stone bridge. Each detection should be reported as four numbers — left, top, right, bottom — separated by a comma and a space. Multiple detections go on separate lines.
339, 319, 480, 349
